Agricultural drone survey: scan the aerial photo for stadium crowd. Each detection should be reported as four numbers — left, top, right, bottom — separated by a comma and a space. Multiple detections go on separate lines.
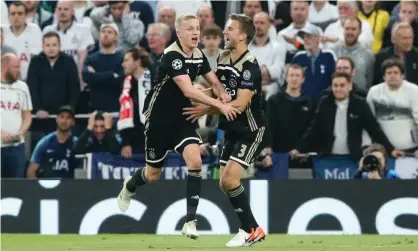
1, 0, 418, 180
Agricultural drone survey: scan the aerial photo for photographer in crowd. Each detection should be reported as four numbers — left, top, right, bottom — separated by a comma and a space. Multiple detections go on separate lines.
355, 143, 400, 180
73, 111, 121, 154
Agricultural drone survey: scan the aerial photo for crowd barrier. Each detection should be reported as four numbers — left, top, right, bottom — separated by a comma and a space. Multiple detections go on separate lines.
2, 179, 417, 235
80, 152, 418, 180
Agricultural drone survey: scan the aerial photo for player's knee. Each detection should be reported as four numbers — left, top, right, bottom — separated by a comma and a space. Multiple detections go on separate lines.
220, 174, 240, 191
145, 167, 162, 182
186, 157, 202, 171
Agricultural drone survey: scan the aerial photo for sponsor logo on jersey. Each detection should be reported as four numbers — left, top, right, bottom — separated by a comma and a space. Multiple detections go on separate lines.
0, 101, 21, 111
229, 78, 237, 88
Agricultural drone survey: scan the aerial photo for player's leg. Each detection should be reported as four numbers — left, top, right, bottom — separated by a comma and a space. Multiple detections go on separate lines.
117, 125, 168, 212
220, 128, 267, 247
180, 143, 202, 240
173, 127, 203, 240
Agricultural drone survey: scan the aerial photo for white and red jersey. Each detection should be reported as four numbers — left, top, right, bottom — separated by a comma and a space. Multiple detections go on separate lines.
43, 21, 94, 65
1, 80, 33, 146
1, 23, 42, 80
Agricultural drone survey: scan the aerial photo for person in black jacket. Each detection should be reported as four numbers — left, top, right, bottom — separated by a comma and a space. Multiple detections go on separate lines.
27, 31, 80, 137
117, 47, 152, 157
266, 64, 314, 153
290, 72, 404, 162
73, 111, 121, 154
373, 22, 418, 86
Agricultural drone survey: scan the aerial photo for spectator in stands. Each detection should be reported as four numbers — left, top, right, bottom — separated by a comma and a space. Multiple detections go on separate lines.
156, 0, 211, 17
323, 0, 374, 50
290, 72, 401, 162
0, 28, 17, 56
27, 106, 78, 179
266, 64, 313, 154
118, 47, 152, 157
82, 1, 108, 34
390, 0, 418, 22
82, 23, 124, 113
270, 0, 292, 33
197, 5, 215, 31
1, 53, 33, 178
366, 58, 418, 157
146, 22, 171, 65
249, 12, 285, 100
277, 1, 322, 63
308, 0, 339, 31
292, 25, 336, 102
383, 0, 418, 48
27, 32, 79, 124
2, 1, 42, 81
358, 0, 390, 54
73, 111, 121, 154
355, 143, 400, 180
23, 0, 52, 28
330, 17, 375, 92
201, 24, 222, 71
43, 0, 95, 90
157, 6, 177, 45
242, 0, 279, 41
90, 1, 145, 52
1, 0, 8, 26
334, 56, 368, 97
373, 22, 418, 86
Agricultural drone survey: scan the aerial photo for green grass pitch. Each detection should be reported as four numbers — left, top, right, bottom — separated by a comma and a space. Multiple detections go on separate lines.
2, 234, 418, 251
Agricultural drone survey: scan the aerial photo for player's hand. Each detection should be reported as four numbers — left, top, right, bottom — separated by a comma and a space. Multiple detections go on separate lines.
183, 104, 209, 123
36, 110, 49, 119
200, 143, 210, 156
219, 103, 240, 121
121, 145, 132, 158
391, 150, 405, 159
219, 92, 232, 103
103, 112, 113, 129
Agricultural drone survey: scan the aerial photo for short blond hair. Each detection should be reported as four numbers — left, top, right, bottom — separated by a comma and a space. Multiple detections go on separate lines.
175, 14, 198, 31
391, 22, 413, 41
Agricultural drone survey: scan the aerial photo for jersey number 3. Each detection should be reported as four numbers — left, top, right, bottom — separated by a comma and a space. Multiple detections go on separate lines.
237, 144, 247, 158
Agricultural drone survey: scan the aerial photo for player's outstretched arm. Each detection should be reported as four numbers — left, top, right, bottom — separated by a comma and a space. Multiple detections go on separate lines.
202, 71, 231, 103
173, 75, 240, 121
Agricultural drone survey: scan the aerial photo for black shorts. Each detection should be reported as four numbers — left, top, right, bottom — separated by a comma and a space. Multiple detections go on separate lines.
219, 127, 268, 169
145, 121, 202, 168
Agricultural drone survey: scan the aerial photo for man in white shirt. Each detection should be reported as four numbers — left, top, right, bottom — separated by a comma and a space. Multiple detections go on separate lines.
2, 1, 42, 81
366, 58, 418, 157
1, 53, 33, 178
323, 0, 374, 50
308, 0, 339, 30
242, 0, 277, 40
43, 0, 94, 90
249, 12, 285, 100
330, 17, 375, 91
277, 0, 322, 63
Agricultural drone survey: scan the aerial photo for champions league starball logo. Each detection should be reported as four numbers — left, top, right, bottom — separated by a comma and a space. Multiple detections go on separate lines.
172, 59, 182, 70
243, 70, 251, 80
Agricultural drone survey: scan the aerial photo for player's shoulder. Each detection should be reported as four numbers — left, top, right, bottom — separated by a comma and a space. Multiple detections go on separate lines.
217, 49, 231, 64
164, 41, 187, 58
